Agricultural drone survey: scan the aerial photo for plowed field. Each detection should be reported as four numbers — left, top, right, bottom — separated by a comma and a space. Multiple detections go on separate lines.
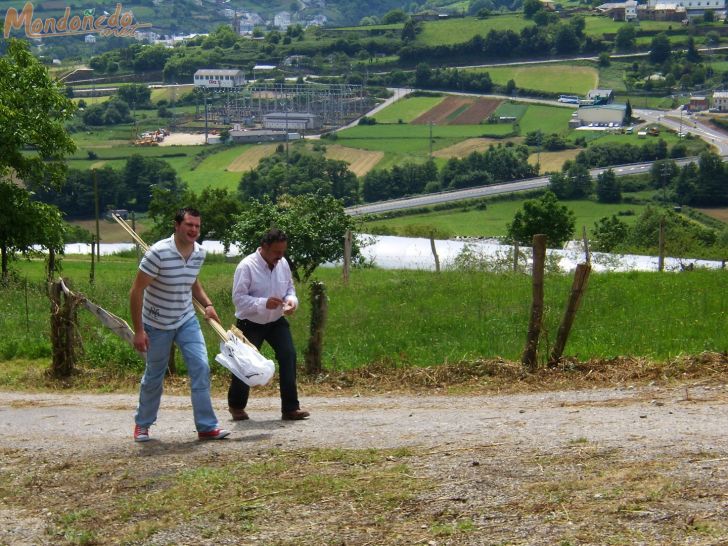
412, 96, 502, 126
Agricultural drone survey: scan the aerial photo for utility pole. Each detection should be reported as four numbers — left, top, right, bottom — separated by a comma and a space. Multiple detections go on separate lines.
204, 90, 209, 144
429, 121, 433, 159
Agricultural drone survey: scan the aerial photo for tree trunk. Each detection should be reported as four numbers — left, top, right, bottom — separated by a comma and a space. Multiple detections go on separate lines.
49, 278, 80, 379
304, 281, 328, 376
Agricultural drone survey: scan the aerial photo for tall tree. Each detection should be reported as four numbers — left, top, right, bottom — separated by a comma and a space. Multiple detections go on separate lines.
223, 194, 358, 282
595, 169, 622, 203
0, 39, 76, 280
506, 191, 576, 248
649, 33, 671, 64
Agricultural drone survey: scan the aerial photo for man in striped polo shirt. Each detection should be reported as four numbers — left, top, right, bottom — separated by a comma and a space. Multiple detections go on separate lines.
129, 207, 229, 442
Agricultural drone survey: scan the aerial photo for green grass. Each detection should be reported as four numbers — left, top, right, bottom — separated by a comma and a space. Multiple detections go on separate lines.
333, 123, 515, 157
372, 96, 446, 124
415, 14, 529, 46
494, 101, 529, 119
474, 64, 599, 95
2, 259, 726, 373
519, 104, 575, 135
362, 198, 648, 238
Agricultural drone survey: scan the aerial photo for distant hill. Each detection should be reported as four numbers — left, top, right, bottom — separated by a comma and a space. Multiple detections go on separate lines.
1, 0, 464, 33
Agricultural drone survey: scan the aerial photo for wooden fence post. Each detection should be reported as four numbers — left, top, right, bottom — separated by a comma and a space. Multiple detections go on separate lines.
581, 226, 591, 264
430, 232, 440, 273
522, 234, 547, 370
49, 278, 80, 378
304, 281, 328, 375
343, 230, 352, 285
549, 263, 592, 366
89, 236, 96, 286
658, 219, 665, 272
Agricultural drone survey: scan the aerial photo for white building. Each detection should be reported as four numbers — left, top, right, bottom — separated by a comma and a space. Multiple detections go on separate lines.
274, 11, 291, 29
572, 104, 627, 128
193, 69, 246, 88
263, 112, 322, 131
713, 91, 728, 111
646, 0, 725, 14
84, 34, 96, 44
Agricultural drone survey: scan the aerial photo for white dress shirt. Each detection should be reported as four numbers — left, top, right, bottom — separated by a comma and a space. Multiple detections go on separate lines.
232, 248, 298, 324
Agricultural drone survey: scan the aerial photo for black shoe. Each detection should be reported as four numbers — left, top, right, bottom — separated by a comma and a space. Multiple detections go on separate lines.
229, 407, 249, 421
282, 409, 310, 421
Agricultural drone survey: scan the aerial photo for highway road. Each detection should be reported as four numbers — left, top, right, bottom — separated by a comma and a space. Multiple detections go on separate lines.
345, 157, 699, 216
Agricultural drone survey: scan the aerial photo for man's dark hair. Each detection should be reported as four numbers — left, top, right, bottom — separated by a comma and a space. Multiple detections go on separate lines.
174, 207, 201, 224
261, 228, 288, 246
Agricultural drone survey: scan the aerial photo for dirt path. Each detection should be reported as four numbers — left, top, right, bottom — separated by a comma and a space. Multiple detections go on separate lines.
2, 385, 728, 455
3, 385, 728, 544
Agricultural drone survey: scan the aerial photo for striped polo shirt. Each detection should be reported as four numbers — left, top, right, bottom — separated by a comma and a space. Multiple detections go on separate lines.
139, 235, 206, 330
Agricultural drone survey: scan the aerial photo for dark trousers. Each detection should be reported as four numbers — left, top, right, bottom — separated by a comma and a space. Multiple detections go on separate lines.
227, 317, 300, 413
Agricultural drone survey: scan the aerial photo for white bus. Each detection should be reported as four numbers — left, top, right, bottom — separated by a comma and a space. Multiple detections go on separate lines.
558, 95, 580, 104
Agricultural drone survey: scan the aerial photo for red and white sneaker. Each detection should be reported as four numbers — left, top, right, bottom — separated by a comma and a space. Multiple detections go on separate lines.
134, 424, 150, 442
198, 428, 230, 441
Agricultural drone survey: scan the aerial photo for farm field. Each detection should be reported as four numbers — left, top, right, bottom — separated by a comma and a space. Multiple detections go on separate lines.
697, 207, 728, 223
324, 144, 385, 176
372, 95, 445, 124
226, 144, 276, 172
411, 96, 501, 125
519, 104, 575, 135
415, 14, 530, 46
473, 64, 599, 95
362, 198, 649, 238
432, 137, 511, 159
529, 149, 582, 173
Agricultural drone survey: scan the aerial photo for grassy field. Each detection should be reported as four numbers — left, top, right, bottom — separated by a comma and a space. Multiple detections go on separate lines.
361, 198, 648, 238
474, 64, 599, 95
518, 104, 575, 135
372, 96, 446, 124
1, 260, 726, 377
415, 14, 530, 46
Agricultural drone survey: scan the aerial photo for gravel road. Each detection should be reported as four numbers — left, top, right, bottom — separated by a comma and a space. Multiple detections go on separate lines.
3, 384, 727, 456
3, 385, 728, 545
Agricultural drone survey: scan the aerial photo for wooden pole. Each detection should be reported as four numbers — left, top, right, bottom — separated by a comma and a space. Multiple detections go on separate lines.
304, 281, 328, 375
49, 278, 79, 378
430, 232, 440, 273
93, 169, 101, 263
658, 218, 665, 272
89, 236, 96, 286
522, 234, 547, 370
513, 242, 519, 272
549, 263, 592, 366
581, 226, 590, 264
343, 230, 352, 285
132, 211, 140, 263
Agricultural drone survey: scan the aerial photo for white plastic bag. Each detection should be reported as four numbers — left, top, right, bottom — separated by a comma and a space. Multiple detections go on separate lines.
215, 331, 275, 387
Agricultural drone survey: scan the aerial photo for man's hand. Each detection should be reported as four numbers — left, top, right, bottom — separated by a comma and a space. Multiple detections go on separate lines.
266, 297, 284, 310
133, 330, 149, 353
204, 305, 220, 323
282, 299, 297, 316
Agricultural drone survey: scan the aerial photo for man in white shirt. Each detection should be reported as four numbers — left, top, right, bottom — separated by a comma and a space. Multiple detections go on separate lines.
228, 228, 310, 421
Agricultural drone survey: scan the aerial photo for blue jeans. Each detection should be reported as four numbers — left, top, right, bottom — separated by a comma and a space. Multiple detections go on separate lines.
135, 316, 219, 432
